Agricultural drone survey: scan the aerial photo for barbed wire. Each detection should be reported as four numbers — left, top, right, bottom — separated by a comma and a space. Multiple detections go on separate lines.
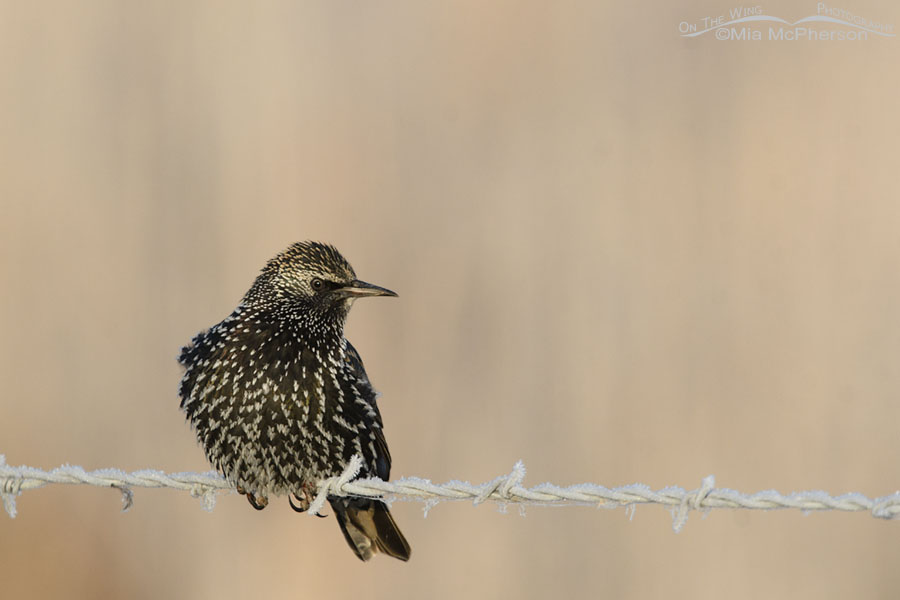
2, 454, 899, 532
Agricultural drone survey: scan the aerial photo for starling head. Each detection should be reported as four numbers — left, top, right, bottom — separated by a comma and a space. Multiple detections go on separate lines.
244, 241, 397, 329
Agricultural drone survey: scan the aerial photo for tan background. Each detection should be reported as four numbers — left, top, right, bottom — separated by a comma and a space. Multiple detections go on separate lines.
2, 1, 900, 598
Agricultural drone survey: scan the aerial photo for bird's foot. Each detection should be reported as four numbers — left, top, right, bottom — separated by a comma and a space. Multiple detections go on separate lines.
289, 485, 326, 517
246, 493, 268, 511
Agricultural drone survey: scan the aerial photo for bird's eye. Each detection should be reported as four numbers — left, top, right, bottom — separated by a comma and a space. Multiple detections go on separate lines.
311, 278, 324, 291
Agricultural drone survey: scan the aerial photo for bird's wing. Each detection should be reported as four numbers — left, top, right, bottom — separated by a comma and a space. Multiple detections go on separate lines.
343, 340, 382, 424
344, 340, 391, 479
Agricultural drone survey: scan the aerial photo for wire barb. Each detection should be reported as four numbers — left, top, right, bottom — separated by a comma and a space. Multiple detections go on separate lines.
2, 453, 900, 530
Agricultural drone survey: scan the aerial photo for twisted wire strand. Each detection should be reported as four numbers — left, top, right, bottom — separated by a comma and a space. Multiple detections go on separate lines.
2, 454, 899, 531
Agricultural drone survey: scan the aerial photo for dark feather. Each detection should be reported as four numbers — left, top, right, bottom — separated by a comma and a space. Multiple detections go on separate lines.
330, 497, 411, 562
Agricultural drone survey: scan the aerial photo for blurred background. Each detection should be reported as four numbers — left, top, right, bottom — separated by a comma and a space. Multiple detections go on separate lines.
2, 1, 899, 598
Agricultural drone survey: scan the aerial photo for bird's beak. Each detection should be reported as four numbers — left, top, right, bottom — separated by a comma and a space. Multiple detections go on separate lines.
336, 279, 398, 298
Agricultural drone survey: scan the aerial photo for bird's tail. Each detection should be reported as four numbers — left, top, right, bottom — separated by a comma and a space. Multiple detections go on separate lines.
329, 497, 411, 562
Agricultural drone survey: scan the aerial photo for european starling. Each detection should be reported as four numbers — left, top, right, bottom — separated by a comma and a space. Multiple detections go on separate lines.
178, 241, 410, 562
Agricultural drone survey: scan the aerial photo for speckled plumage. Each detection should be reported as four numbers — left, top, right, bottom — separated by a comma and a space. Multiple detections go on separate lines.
178, 241, 410, 561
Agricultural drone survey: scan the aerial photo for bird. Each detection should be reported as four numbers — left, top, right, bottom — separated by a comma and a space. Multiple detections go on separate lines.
177, 241, 410, 562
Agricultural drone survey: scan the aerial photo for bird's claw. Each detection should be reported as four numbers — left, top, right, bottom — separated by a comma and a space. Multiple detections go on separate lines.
246, 493, 268, 510
289, 494, 308, 513
289, 489, 326, 517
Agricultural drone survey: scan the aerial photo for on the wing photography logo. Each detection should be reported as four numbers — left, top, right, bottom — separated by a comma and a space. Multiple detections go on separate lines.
678, 2, 894, 41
